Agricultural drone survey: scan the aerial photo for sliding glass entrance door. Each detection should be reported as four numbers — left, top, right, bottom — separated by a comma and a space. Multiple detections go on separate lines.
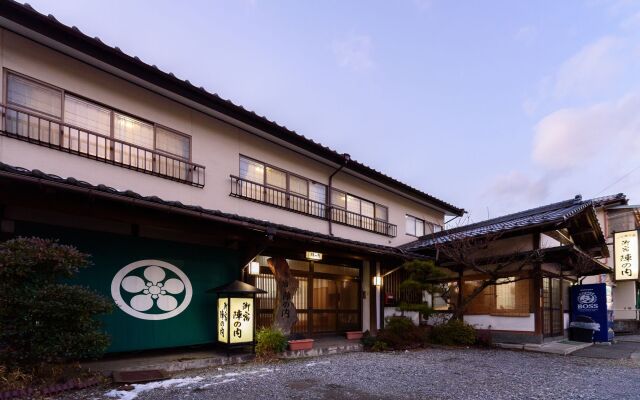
543, 277, 563, 337
253, 257, 361, 335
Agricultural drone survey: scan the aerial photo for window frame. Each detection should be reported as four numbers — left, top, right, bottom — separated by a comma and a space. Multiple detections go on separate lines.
405, 214, 443, 236
238, 155, 389, 222
5, 70, 63, 120
331, 189, 388, 222
3, 69, 193, 161
405, 214, 425, 237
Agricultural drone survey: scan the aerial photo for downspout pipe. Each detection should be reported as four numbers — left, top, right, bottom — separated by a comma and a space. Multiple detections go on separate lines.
327, 153, 350, 236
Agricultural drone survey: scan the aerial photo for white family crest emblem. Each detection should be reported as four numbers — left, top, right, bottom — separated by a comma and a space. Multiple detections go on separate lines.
111, 260, 192, 320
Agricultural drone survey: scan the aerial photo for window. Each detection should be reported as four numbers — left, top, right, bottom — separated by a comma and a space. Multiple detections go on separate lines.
464, 278, 530, 315
233, 156, 393, 235
4, 72, 194, 181
64, 95, 111, 136
266, 167, 286, 189
406, 215, 425, 237
6, 73, 62, 143
7, 73, 62, 118
63, 95, 111, 158
289, 175, 308, 197
240, 157, 264, 183
156, 127, 190, 160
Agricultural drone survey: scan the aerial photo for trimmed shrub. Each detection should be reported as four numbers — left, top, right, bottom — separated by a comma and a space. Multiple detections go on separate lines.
371, 340, 388, 352
429, 319, 477, 346
255, 327, 287, 359
360, 330, 376, 349
0, 237, 112, 368
375, 317, 427, 350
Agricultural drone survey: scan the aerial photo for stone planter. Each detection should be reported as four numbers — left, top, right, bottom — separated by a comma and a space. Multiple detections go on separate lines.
288, 339, 314, 351
346, 331, 363, 340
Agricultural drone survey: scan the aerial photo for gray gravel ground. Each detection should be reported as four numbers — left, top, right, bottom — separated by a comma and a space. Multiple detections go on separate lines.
62, 347, 640, 400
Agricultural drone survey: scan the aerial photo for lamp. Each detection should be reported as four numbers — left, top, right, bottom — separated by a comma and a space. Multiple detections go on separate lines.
248, 261, 260, 275
207, 280, 266, 355
373, 275, 383, 286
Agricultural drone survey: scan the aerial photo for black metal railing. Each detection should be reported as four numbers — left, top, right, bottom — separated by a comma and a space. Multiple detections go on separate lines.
230, 175, 397, 237
0, 104, 205, 187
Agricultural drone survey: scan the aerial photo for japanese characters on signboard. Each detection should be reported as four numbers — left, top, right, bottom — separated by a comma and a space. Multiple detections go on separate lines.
614, 230, 639, 281
217, 298, 228, 342
217, 297, 254, 344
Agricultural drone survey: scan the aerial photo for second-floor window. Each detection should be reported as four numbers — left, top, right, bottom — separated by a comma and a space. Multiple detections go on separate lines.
238, 156, 327, 217
4, 71, 199, 185
405, 214, 442, 237
233, 156, 396, 236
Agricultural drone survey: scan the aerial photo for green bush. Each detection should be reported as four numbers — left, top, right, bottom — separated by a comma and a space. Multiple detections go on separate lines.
429, 319, 477, 346
0, 237, 112, 368
371, 340, 388, 352
360, 330, 376, 349
255, 327, 287, 358
375, 316, 427, 350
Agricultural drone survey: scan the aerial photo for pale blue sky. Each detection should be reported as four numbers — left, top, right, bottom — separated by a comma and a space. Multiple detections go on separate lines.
26, 0, 640, 221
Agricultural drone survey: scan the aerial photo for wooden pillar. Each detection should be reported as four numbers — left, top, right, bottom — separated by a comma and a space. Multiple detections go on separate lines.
369, 258, 378, 334
532, 233, 543, 337
457, 268, 464, 319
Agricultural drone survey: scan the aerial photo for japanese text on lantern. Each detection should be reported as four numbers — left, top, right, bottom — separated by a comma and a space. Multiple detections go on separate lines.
218, 298, 228, 342
230, 297, 253, 344
615, 230, 639, 281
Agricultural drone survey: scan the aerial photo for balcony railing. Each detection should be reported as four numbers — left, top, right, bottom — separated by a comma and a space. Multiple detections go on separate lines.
230, 175, 397, 237
0, 104, 205, 187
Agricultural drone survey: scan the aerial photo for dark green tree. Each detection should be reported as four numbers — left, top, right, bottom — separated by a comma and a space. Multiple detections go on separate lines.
398, 259, 448, 322
0, 237, 112, 368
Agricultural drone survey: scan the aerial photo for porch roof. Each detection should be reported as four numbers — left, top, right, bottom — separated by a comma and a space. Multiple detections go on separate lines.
400, 195, 608, 257
0, 162, 422, 261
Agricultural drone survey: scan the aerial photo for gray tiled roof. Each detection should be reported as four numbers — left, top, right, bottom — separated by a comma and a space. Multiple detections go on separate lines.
401, 195, 595, 251
0, 1, 463, 216
589, 193, 627, 208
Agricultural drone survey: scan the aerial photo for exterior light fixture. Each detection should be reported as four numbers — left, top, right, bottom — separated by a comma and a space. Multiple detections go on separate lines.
208, 280, 266, 354
248, 261, 260, 275
373, 275, 383, 286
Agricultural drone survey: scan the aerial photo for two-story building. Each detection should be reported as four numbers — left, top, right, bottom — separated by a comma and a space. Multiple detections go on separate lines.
0, 2, 463, 352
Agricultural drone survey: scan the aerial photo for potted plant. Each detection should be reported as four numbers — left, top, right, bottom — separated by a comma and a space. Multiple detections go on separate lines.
287, 333, 314, 351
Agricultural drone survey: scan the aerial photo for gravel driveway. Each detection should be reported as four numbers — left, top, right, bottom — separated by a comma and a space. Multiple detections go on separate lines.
66, 347, 640, 400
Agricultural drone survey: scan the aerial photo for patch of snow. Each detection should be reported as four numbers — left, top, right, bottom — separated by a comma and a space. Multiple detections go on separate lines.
198, 378, 237, 389
104, 377, 203, 400
305, 361, 331, 367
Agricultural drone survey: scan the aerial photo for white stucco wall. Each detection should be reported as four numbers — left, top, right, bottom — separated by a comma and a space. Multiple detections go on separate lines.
0, 29, 451, 247
463, 314, 535, 332
614, 281, 637, 320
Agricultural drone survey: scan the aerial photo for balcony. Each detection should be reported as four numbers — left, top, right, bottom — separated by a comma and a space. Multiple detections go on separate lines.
230, 175, 397, 237
0, 104, 205, 187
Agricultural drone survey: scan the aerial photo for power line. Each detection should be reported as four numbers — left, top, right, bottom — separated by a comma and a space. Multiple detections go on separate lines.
594, 162, 640, 196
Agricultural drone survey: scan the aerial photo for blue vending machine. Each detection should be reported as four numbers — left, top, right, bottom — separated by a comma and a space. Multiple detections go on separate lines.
570, 283, 614, 342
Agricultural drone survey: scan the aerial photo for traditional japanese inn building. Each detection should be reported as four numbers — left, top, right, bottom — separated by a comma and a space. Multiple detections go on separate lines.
396, 196, 611, 344
0, 1, 463, 352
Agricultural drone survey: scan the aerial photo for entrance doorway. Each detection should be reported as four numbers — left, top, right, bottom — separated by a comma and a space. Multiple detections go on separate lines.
251, 256, 361, 335
542, 277, 563, 337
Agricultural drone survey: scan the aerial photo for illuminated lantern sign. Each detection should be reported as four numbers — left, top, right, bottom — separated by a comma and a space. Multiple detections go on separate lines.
218, 297, 253, 344
614, 230, 639, 281
208, 280, 266, 352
